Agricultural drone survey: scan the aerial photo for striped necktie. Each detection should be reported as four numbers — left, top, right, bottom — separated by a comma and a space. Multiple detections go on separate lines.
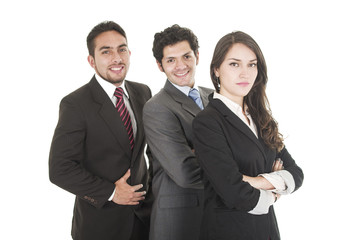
114, 87, 134, 150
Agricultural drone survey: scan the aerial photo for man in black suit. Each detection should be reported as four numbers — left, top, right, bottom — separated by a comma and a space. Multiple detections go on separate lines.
49, 21, 152, 240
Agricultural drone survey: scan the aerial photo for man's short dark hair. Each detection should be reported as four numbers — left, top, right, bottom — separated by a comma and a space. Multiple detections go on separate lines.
87, 21, 127, 57
152, 24, 199, 64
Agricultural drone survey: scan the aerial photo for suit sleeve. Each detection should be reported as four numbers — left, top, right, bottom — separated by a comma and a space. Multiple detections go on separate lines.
143, 101, 203, 189
192, 113, 260, 211
49, 96, 114, 208
277, 146, 304, 193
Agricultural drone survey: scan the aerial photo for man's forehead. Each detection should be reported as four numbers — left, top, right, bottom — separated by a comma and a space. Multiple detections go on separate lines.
94, 31, 127, 49
97, 44, 128, 51
163, 41, 193, 58
163, 50, 194, 60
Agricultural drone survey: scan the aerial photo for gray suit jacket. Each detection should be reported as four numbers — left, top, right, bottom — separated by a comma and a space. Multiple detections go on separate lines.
143, 80, 213, 240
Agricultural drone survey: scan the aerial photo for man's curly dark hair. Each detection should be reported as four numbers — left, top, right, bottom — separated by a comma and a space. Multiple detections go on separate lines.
152, 24, 199, 66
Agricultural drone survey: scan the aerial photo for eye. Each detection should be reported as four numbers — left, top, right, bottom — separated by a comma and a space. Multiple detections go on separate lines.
249, 62, 257, 68
101, 50, 109, 55
166, 59, 175, 63
230, 62, 239, 67
184, 54, 191, 60
119, 48, 127, 53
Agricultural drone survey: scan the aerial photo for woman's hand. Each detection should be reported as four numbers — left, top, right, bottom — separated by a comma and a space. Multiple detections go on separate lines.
242, 175, 275, 190
272, 158, 283, 172
242, 158, 284, 190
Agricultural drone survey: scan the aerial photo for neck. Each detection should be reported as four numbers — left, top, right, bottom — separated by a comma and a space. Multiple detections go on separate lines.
113, 82, 122, 88
220, 91, 244, 107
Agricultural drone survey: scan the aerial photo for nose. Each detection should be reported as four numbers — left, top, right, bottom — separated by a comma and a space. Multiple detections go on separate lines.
239, 66, 248, 78
112, 52, 123, 63
175, 59, 186, 70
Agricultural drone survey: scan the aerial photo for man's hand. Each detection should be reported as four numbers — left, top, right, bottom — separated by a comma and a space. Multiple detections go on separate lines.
112, 169, 146, 205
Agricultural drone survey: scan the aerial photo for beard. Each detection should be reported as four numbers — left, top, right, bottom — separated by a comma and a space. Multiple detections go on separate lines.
95, 67, 125, 86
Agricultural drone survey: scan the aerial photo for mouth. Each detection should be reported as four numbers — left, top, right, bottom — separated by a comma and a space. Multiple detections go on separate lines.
109, 65, 125, 73
237, 82, 249, 87
174, 71, 189, 78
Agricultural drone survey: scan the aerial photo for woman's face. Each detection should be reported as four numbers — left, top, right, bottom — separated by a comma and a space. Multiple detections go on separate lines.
215, 43, 258, 104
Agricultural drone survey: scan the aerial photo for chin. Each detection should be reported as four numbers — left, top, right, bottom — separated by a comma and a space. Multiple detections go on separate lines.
107, 78, 124, 85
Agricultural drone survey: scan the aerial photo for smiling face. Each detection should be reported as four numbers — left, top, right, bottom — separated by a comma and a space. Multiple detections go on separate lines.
157, 40, 199, 88
215, 43, 258, 105
87, 30, 131, 87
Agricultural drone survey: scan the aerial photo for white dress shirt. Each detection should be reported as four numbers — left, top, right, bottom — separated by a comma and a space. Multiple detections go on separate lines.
169, 80, 192, 96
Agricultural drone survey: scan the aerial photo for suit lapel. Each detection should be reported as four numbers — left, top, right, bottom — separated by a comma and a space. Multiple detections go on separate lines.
198, 86, 213, 108
164, 80, 201, 117
210, 97, 267, 162
89, 77, 132, 158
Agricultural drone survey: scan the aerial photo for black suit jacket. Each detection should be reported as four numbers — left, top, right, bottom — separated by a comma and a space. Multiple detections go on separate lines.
192, 94, 304, 240
49, 76, 152, 240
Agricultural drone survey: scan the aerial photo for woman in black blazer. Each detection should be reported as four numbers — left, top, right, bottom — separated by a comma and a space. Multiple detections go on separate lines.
193, 31, 304, 240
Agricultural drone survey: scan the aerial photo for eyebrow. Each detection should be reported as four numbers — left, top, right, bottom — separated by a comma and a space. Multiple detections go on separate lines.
98, 44, 128, 51
165, 51, 193, 59
183, 51, 193, 56
227, 58, 257, 62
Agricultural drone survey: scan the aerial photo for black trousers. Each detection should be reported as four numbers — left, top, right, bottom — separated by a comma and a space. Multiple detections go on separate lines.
130, 215, 149, 240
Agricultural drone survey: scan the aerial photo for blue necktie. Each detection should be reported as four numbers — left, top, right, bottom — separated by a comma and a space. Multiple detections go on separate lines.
188, 88, 204, 110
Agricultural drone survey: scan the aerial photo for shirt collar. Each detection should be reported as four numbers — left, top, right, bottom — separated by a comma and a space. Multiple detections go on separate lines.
213, 92, 247, 114
95, 73, 129, 99
213, 92, 258, 137
168, 79, 193, 96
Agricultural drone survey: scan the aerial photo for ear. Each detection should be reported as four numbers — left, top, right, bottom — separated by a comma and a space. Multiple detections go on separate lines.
214, 68, 220, 78
195, 52, 200, 66
156, 61, 164, 72
87, 55, 95, 69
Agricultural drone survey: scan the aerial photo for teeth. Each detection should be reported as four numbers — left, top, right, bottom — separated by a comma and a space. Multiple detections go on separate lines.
175, 72, 187, 76
111, 67, 123, 71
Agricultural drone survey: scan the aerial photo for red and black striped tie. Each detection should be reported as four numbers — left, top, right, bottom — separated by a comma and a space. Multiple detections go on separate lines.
114, 87, 134, 150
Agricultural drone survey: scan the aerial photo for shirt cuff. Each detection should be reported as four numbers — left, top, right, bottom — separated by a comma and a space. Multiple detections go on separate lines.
248, 190, 274, 215
259, 170, 295, 195
108, 188, 116, 201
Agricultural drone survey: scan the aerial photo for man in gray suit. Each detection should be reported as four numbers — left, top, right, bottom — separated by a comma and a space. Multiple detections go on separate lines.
143, 25, 212, 240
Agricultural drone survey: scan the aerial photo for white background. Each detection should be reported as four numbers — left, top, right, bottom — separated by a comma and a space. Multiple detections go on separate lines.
1, 0, 361, 239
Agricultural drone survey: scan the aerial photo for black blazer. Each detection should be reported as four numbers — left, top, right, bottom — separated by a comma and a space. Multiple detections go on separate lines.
192, 94, 304, 240
49, 76, 152, 240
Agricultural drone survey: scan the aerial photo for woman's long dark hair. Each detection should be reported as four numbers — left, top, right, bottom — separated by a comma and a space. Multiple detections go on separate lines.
210, 31, 284, 152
